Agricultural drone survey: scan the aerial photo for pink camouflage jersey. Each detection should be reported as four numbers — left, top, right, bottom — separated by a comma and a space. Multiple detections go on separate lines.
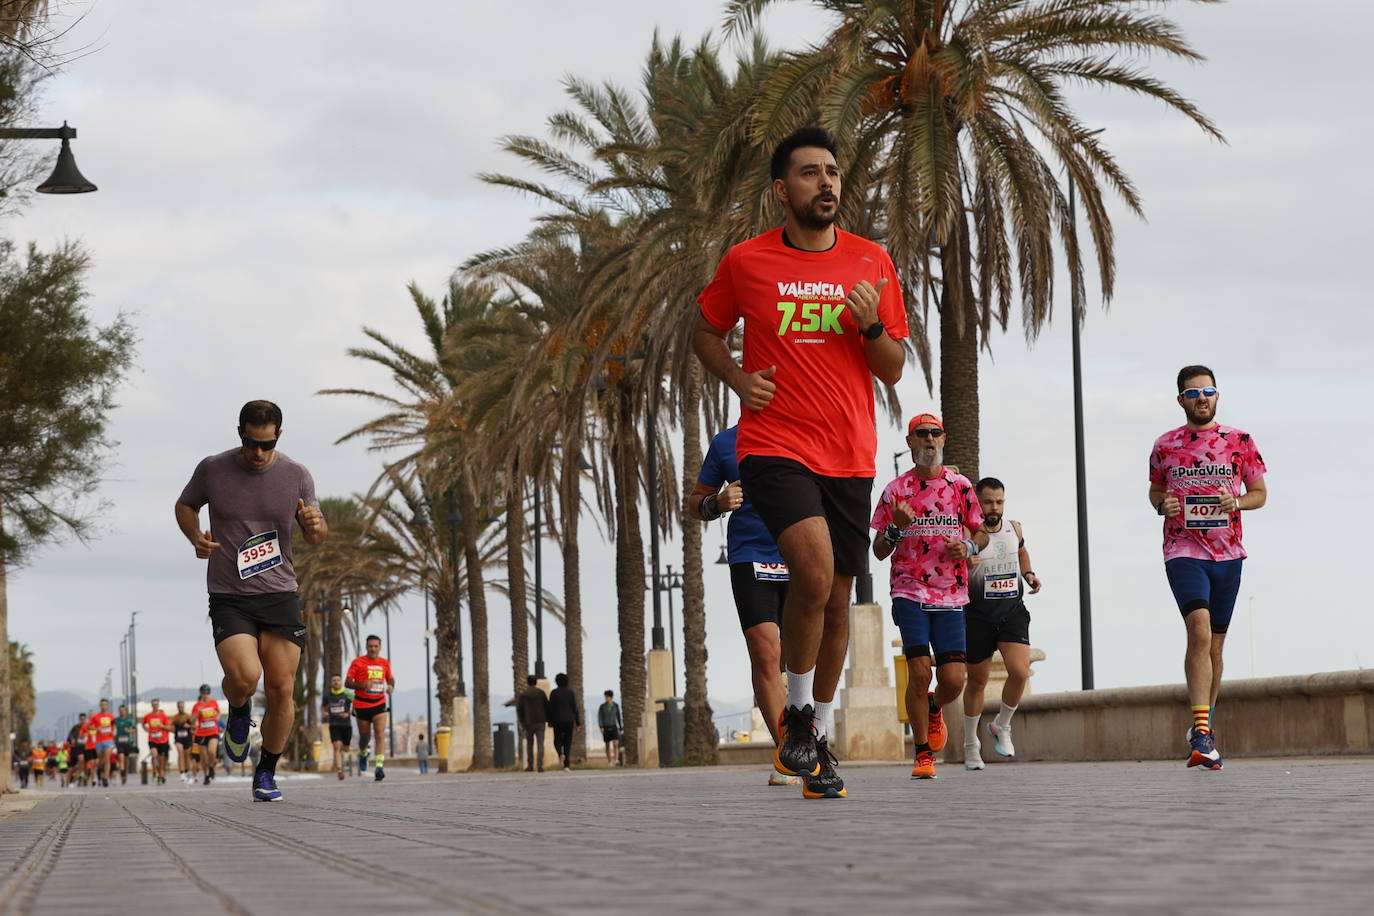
1149, 423, 1266, 562
871, 467, 984, 605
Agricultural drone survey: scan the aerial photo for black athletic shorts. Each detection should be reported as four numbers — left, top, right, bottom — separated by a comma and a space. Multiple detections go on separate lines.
175, 735, 193, 747
194, 733, 217, 746
82, 748, 96, 762
149, 741, 169, 756
738, 456, 872, 577
329, 723, 353, 745
208, 591, 306, 649
117, 743, 137, 758
965, 602, 1031, 665
601, 726, 620, 742
728, 562, 788, 632
354, 704, 388, 722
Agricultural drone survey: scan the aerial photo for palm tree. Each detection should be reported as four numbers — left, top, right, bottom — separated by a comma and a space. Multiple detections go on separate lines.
727, 0, 1222, 478
7, 640, 34, 745
321, 279, 511, 768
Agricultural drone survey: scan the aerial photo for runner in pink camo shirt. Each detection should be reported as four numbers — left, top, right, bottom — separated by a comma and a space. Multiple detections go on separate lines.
1148, 365, 1267, 772
872, 413, 985, 780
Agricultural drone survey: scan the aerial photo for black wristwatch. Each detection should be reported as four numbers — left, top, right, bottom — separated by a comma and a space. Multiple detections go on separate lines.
862, 320, 885, 340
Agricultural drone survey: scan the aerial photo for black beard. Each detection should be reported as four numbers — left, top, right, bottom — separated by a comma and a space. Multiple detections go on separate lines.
983, 513, 1002, 528
793, 195, 838, 231
1185, 403, 1214, 425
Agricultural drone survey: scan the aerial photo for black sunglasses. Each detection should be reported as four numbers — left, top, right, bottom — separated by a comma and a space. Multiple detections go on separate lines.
1180, 387, 1218, 399
240, 436, 278, 452
911, 428, 944, 439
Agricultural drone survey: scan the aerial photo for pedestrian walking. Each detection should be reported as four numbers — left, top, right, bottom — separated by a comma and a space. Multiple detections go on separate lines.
415, 733, 430, 775
548, 673, 581, 771
597, 690, 623, 766
516, 675, 549, 772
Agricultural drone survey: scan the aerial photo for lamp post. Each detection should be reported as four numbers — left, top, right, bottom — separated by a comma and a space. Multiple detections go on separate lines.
532, 483, 545, 679
1068, 156, 1097, 691
423, 585, 434, 736
129, 612, 139, 715
657, 565, 684, 696
0, 122, 97, 193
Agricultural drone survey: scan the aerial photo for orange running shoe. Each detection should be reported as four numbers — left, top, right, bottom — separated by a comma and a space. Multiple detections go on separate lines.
926, 693, 947, 752
911, 748, 936, 780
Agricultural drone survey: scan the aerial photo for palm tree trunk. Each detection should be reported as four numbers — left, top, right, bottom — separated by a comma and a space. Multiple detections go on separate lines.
459, 478, 494, 768
939, 237, 981, 482
613, 388, 647, 766
0, 498, 12, 794
505, 474, 530, 697
680, 364, 716, 763
432, 521, 459, 731
324, 597, 342, 679
560, 453, 586, 764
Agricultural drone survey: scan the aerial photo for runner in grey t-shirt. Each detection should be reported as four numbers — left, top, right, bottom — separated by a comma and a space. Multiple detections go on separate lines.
174, 399, 328, 802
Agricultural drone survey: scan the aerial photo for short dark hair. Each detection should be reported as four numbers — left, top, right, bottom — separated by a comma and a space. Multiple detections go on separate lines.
238, 399, 283, 433
975, 477, 1005, 495
1177, 365, 1215, 392
366, 634, 381, 644
770, 126, 838, 181
555, 673, 568, 687
527, 675, 538, 686
604, 689, 614, 697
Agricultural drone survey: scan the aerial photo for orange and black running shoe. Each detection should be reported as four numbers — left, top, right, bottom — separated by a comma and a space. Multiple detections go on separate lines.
773, 704, 820, 777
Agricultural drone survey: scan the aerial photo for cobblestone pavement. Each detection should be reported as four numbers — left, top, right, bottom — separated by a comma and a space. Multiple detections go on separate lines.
2, 757, 1373, 915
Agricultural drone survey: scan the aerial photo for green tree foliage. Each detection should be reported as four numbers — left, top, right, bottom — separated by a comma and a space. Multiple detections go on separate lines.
8, 640, 33, 744
0, 238, 135, 792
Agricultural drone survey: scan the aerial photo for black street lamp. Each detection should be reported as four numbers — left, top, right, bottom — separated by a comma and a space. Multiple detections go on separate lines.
651, 565, 684, 697
422, 585, 434, 737
0, 122, 97, 193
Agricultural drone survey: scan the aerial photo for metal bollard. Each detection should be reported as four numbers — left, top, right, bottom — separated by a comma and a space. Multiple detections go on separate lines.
140, 759, 148, 785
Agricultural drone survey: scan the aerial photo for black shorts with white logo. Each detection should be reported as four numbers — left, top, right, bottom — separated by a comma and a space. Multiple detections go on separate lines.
208, 591, 306, 648
965, 601, 1031, 665
738, 456, 873, 577
728, 562, 788, 632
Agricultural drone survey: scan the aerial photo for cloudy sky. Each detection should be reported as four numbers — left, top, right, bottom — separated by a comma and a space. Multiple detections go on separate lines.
8, 1, 1371, 725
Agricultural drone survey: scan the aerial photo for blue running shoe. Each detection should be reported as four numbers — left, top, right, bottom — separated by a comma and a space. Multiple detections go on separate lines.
252, 771, 283, 801
225, 707, 254, 763
1187, 727, 1222, 770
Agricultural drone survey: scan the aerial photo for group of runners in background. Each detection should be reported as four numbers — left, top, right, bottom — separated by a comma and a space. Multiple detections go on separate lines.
693, 126, 1266, 796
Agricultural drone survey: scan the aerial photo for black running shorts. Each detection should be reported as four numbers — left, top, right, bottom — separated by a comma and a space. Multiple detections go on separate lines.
149, 741, 169, 756
329, 723, 353, 745
208, 591, 306, 649
728, 562, 788, 632
965, 602, 1031, 665
738, 456, 873, 577
354, 704, 388, 722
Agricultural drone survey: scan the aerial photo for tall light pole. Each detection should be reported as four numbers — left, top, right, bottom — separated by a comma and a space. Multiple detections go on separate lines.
129, 611, 139, 714
532, 483, 545, 679
1069, 165, 1094, 691
423, 586, 434, 734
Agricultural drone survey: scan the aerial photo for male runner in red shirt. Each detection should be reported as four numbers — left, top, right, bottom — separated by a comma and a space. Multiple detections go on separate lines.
191, 685, 222, 785
346, 635, 394, 781
695, 125, 907, 799
143, 698, 172, 785
89, 699, 116, 787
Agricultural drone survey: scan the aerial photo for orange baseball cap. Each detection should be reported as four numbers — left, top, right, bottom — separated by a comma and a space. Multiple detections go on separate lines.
907, 412, 943, 433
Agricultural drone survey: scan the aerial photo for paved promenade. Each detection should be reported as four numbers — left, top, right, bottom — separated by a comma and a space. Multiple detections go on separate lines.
2, 757, 1372, 915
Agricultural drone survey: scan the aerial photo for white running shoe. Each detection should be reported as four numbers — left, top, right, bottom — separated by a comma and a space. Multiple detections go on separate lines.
988, 721, 1015, 758
767, 770, 801, 786
964, 742, 985, 770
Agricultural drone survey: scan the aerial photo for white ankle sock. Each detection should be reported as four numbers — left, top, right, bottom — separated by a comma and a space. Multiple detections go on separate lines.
813, 701, 834, 740
995, 704, 1017, 729
963, 715, 981, 746
785, 667, 815, 711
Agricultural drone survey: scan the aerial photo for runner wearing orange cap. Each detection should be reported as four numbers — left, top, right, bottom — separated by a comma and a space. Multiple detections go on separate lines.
871, 413, 986, 780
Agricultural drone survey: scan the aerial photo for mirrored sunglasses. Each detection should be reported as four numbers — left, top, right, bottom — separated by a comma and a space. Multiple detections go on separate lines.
1180, 387, 1218, 399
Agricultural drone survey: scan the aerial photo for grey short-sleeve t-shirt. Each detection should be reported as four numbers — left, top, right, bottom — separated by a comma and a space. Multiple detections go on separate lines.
177, 449, 318, 596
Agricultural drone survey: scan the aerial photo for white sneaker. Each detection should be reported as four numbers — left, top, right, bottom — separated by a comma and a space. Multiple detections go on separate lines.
964, 742, 985, 770
988, 721, 1015, 757
767, 770, 800, 786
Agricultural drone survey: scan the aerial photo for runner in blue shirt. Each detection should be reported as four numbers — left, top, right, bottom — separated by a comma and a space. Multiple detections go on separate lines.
690, 426, 796, 786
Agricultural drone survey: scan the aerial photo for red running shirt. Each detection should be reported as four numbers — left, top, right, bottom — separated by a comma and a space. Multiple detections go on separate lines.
191, 699, 221, 737
698, 228, 908, 477
347, 656, 393, 709
82, 723, 96, 750
90, 711, 115, 742
143, 710, 171, 743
